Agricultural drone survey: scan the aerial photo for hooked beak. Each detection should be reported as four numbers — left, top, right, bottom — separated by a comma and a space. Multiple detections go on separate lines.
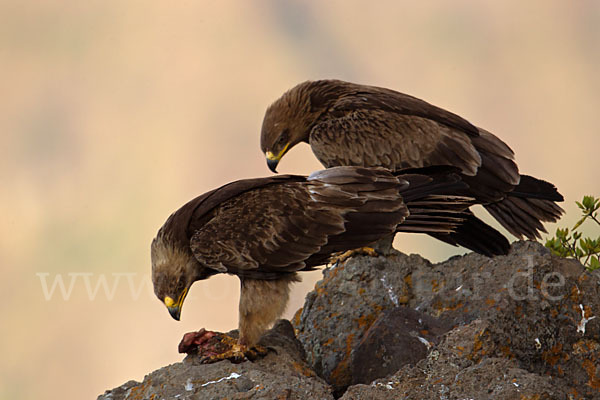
167, 304, 181, 321
266, 157, 279, 173
265, 143, 290, 174
164, 287, 188, 321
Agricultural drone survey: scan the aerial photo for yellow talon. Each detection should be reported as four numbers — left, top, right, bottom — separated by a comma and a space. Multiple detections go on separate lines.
198, 334, 269, 364
329, 246, 379, 265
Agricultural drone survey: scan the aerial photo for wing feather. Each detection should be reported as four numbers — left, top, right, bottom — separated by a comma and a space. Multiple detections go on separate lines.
190, 167, 408, 278
310, 111, 482, 176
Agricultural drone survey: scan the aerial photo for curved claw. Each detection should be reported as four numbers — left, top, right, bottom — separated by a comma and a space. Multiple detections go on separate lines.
200, 340, 269, 364
329, 246, 380, 265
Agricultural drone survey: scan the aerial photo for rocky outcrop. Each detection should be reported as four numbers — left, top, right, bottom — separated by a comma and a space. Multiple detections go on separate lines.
342, 320, 569, 399
98, 242, 600, 399
97, 320, 334, 400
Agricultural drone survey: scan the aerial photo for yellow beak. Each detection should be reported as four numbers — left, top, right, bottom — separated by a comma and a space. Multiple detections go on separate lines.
164, 287, 188, 321
265, 143, 290, 173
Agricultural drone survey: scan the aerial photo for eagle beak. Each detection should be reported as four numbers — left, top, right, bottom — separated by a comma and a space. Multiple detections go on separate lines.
266, 156, 279, 173
265, 143, 290, 173
164, 288, 188, 321
167, 304, 181, 321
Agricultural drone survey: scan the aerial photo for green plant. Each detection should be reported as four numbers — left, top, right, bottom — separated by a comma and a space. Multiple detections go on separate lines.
545, 195, 600, 271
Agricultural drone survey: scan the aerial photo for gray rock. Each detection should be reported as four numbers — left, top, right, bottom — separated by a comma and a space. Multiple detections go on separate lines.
293, 241, 600, 397
98, 242, 600, 399
97, 320, 333, 400
342, 320, 569, 399
292, 252, 421, 394
351, 307, 451, 386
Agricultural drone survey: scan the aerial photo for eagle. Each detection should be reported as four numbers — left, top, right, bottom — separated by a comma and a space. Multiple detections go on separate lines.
151, 166, 479, 362
260, 79, 564, 243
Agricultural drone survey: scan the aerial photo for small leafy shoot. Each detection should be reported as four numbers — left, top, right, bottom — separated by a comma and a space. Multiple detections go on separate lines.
545, 195, 600, 271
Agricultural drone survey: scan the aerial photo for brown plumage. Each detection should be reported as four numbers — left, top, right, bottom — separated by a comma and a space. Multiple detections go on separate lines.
151, 166, 474, 354
260, 79, 564, 243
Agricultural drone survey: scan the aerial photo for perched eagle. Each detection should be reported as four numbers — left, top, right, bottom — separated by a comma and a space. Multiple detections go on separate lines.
260, 79, 564, 243
151, 166, 477, 362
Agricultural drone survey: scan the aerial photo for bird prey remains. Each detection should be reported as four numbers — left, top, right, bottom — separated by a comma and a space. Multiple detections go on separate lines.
260, 79, 564, 244
151, 166, 476, 362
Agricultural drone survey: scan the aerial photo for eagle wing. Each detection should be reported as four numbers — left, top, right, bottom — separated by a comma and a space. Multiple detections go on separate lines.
304, 81, 558, 240
309, 88, 520, 201
310, 109, 483, 175
189, 167, 409, 279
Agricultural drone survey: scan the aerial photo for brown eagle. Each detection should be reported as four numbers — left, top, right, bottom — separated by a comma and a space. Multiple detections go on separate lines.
151, 166, 477, 362
260, 79, 564, 243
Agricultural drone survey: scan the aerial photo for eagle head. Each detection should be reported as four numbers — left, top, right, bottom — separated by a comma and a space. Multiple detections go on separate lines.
260, 81, 321, 173
150, 233, 212, 321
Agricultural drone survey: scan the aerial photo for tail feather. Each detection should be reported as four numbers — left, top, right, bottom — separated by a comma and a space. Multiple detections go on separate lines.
393, 167, 469, 203
394, 167, 512, 256
305, 166, 474, 259
397, 209, 469, 234
393, 168, 511, 256
429, 212, 510, 256
398, 193, 475, 235
485, 197, 563, 240
393, 165, 564, 247
484, 175, 564, 240
510, 175, 564, 201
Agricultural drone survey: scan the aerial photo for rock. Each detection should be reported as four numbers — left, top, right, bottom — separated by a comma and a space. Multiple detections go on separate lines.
97, 320, 333, 400
351, 307, 451, 386
342, 320, 569, 399
293, 241, 600, 397
292, 252, 422, 394
409, 241, 600, 399
98, 242, 600, 399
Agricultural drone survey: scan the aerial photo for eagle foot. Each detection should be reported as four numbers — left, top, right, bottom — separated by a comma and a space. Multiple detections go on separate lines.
199, 336, 269, 364
330, 246, 379, 265
178, 329, 269, 363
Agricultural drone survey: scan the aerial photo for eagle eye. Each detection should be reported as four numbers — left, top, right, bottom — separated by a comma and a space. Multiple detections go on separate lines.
277, 129, 289, 146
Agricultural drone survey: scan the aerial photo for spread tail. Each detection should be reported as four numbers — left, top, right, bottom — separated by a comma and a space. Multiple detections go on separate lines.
485, 175, 564, 240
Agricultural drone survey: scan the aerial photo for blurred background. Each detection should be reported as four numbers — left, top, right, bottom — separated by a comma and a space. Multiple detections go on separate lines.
1, 1, 598, 398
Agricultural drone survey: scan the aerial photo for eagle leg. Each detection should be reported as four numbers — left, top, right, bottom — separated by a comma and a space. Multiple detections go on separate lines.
329, 246, 380, 265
